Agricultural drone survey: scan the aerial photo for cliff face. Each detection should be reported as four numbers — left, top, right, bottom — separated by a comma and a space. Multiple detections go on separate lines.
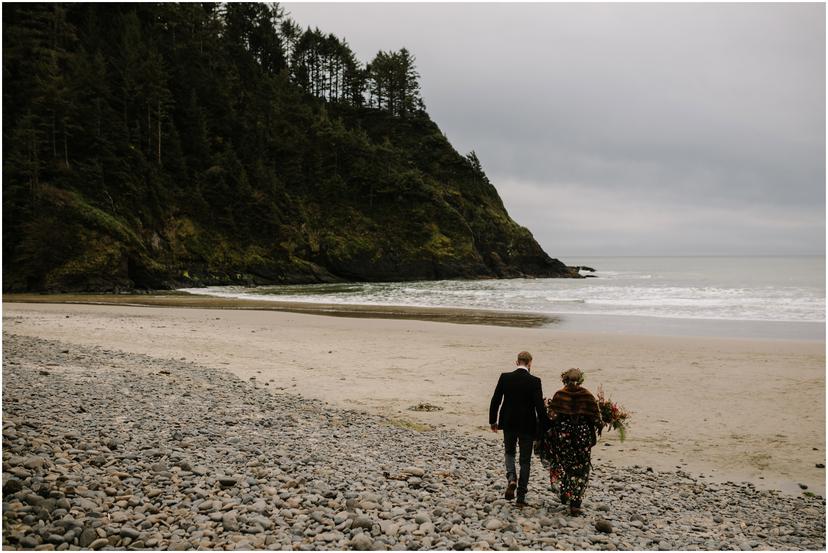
5, 110, 576, 292
2, 4, 577, 292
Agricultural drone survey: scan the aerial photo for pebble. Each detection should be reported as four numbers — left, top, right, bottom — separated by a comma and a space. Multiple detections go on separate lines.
380, 521, 399, 537
414, 513, 431, 524
4, 479, 24, 495
24, 456, 47, 470
484, 518, 503, 531
353, 516, 374, 530
20, 536, 40, 548
1, 333, 824, 552
75, 498, 97, 511
222, 513, 239, 532
88, 539, 109, 550
119, 527, 140, 539
595, 519, 613, 534
350, 532, 373, 550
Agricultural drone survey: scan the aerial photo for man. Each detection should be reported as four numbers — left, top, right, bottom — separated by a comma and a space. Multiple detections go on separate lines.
489, 351, 550, 506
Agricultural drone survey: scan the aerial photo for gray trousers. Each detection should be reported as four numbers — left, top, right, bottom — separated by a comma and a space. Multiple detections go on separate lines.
503, 430, 534, 499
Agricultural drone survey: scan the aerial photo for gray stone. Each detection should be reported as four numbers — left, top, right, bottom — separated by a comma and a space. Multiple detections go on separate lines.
170, 538, 192, 550
351, 533, 373, 550
484, 518, 503, 531
353, 516, 374, 530
75, 498, 97, 512
248, 515, 272, 530
24, 456, 47, 470
3, 478, 24, 495
595, 519, 613, 534
380, 521, 399, 537
89, 538, 110, 550
222, 513, 239, 532
78, 527, 97, 548
119, 527, 140, 539
20, 536, 41, 548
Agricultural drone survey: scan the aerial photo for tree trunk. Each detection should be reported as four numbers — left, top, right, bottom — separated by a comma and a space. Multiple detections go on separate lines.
63, 122, 69, 169
51, 111, 57, 159
157, 98, 162, 164
30, 124, 39, 198
96, 98, 102, 138
123, 94, 129, 144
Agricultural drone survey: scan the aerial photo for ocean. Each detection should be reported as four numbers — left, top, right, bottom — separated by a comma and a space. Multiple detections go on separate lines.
180, 256, 825, 340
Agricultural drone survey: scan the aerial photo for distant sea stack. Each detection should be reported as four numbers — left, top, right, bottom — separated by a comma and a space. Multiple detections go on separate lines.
2, 4, 580, 293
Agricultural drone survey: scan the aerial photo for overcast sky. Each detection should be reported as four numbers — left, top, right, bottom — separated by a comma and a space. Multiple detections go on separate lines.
283, 3, 825, 257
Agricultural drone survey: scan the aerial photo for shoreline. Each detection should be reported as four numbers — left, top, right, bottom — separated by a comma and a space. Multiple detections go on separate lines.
3, 300, 825, 499
4, 292, 824, 341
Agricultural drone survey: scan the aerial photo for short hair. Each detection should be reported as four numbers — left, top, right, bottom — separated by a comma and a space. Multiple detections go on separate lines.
517, 351, 533, 365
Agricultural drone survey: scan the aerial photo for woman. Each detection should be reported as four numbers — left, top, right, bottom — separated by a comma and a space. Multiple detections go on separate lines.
537, 368, 602, 515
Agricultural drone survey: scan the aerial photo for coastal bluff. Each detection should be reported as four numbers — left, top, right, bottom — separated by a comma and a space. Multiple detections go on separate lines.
3, 4, 577, 294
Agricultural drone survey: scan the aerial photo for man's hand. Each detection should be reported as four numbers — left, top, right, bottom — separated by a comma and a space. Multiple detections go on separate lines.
490, 424, 499, 433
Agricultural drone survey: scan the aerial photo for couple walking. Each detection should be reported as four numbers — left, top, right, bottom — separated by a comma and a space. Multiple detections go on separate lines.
489, 351, 601, 515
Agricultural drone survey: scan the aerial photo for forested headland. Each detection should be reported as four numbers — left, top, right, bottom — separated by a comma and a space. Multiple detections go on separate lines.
3, 3, 578, 292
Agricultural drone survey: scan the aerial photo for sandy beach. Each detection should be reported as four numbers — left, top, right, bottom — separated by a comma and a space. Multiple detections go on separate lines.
5, 331, 824, 550
3, 297, 824, 498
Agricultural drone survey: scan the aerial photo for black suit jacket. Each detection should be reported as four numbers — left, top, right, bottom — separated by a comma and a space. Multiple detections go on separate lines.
489, 368, 549, 436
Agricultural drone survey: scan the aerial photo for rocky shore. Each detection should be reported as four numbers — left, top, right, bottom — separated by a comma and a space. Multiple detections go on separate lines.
2, 333, 825, 551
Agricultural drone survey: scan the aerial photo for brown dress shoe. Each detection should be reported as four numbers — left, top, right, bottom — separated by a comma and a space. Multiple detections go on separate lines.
505, 480, 517, 500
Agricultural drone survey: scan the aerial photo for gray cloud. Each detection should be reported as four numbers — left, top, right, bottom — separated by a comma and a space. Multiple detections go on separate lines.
283, 3, 825, 255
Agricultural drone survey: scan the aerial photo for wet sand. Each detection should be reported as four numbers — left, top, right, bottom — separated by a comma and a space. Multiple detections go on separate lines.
3, 293, 557, 328
3, 297, 825, 496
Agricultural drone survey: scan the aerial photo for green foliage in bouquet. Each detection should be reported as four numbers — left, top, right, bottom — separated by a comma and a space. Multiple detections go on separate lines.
596, 386, 631, 442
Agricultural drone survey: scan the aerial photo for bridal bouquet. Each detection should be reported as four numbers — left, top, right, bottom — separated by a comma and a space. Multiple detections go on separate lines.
596, 385, 631, 442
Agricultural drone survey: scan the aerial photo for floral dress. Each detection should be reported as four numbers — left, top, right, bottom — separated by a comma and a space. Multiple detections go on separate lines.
537, 413, 599, 508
